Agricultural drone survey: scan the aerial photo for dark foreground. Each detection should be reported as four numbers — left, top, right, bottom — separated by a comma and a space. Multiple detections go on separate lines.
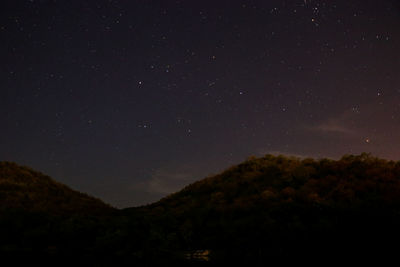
2, 154, 400, 265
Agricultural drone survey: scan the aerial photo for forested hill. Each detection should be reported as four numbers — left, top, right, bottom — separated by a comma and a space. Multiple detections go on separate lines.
144, 153, 400, 213
0, 162, 116, 265
2, 154, 400, 264
129, 153, 400, 263
0, 161, 113, 215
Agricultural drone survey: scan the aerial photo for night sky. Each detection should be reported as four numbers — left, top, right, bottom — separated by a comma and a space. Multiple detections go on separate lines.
1, 0, 399, 207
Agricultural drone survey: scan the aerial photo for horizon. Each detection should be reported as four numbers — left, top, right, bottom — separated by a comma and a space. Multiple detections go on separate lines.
1, 152, 396, 209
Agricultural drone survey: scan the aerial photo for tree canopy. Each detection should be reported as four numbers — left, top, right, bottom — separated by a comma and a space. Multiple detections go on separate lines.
2, 154, 400, 264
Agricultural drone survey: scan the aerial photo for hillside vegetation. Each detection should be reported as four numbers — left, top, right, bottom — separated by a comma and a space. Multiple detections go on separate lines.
0, 161, 112, 214
2, 154, 400, 264
0, 161, 115, 264
128, 153, 400, 263
153, 153, 400, 212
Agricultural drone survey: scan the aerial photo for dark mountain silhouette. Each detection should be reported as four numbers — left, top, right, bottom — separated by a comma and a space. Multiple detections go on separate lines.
0, 161, 113, 215
0, 161, 115, 265
2, 154, 400, 265
126, 153, 400, 263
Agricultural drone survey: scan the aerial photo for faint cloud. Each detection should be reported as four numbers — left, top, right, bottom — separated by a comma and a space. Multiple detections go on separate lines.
128, 162, 216, 201
145, 165, 200, 195
313, 120, 356, 135
306, 108, 359, 137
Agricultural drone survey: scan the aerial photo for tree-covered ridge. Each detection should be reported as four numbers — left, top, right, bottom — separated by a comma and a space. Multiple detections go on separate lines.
152, 153, 400, 212
0, 162, 117, 265
128, 153, 400, 263
2, 154, 400, 264
0, 161, 113, 215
